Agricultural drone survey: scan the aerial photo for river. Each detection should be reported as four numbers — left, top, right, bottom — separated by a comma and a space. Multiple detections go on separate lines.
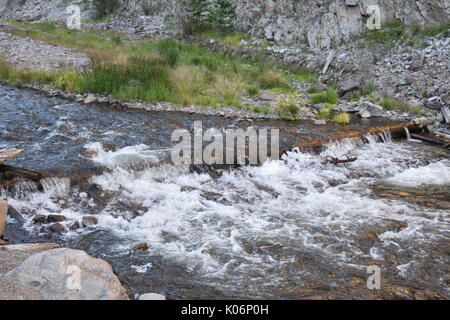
1, 84, 449, 299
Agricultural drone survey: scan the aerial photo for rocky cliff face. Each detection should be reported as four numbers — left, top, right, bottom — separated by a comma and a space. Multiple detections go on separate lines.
235, 0, 450, 49
1, 0, 449, 49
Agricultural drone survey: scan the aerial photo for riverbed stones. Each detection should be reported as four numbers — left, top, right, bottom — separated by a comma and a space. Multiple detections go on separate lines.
49, 223, 65, 233
47, 214, 67, 223
5, 248, 129, 300
0, 201, 7, 238
82, 216, 98, 227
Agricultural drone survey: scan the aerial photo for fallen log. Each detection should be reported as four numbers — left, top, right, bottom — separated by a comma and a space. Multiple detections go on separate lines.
410, 133, 450, 148
292, 122, 426, 152
0, 148, 23, 164
0, 164, 42, 181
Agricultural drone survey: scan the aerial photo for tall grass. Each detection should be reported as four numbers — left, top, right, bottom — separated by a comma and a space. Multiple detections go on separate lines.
2, 21, 315, 110
309, 88, 339, 104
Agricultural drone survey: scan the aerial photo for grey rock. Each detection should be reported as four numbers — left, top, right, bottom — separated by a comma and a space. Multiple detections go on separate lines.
83, 94, 97, 104
408, 52, 425, 71
314, 119, 327, 125
5, 248, 129, 300
339, 78, 361, 96
359, 102, 384, 118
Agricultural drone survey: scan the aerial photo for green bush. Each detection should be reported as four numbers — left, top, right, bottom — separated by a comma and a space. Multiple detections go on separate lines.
185, 0, 236, 32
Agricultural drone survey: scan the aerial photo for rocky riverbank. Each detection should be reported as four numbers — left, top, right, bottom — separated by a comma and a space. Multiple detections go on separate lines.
1, 200, 169, 300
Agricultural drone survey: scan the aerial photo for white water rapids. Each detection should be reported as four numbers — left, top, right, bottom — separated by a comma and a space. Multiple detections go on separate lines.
2, 133, 450, 298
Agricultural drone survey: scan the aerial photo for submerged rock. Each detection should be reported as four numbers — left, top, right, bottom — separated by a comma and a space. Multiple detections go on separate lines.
82, 216, 98, 227
5, 248, 129, 300
49, 223, 66, 234
135, 242, 149, 251
47, 215, 67, 223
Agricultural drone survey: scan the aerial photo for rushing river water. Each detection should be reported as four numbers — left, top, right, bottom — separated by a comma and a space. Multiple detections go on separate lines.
1, 84, 449, 299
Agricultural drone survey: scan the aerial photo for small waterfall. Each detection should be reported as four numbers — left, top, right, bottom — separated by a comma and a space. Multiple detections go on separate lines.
404, 127, 422, 143
0, 181, 40, 199
378, 130, 392, 143
40, 177, 71, 198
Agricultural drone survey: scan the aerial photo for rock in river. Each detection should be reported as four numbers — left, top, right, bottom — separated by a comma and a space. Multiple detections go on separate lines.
82, 216, 98, 227
5, 248, 129, 300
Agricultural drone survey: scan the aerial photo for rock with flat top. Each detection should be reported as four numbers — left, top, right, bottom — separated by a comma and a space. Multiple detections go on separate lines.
0, 148, 23, 164
5, 248, 129, 300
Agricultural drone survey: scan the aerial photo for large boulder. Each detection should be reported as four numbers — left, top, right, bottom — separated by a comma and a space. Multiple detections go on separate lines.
5, 248, 129, 300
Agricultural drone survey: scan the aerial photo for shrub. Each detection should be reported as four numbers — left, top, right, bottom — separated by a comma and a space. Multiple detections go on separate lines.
247, 86, 259, 96
185, 0, 236, 32
316, 108, 333, 120
260, 71, 283, 89
309, 88, 339, 104
93, 0, 120, 20
276, 98, 299, 116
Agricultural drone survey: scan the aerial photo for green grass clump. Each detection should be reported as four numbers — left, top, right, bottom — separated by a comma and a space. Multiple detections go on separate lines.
260, 71, 283, 89
309, 88, 339, 104
358, 20, 406, 47
332, 112, 350, 125
414, 23, 450, 38
157, 39, 181, 67
379, 95, 423, 116
276, 98, 299, 116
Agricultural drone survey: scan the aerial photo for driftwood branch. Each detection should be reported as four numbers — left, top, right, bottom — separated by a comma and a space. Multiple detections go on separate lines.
0, 148, 23, 164
326, 156, 358, 165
